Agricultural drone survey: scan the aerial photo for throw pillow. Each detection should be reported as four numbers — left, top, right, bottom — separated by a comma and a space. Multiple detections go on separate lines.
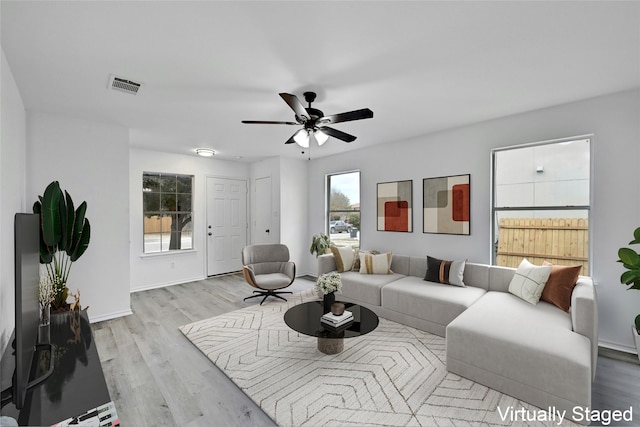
541, 261, 582, 312
359, 252, 393, 274
352, 249, 380, 271
508, 259, 552, 305
424, 256, 466, 287
330, 245, 355, 273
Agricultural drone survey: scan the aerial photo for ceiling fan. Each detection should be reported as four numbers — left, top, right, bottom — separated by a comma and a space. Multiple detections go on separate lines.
242, 91, 374, 148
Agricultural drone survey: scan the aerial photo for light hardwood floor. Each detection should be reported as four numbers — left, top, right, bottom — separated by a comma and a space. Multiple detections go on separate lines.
92, 274, 640, 427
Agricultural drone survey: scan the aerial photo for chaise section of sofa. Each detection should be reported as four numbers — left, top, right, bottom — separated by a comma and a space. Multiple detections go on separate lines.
446, 265, 597, 424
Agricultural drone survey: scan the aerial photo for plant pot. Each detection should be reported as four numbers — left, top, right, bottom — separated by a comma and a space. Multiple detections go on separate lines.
633, 325, 640, 364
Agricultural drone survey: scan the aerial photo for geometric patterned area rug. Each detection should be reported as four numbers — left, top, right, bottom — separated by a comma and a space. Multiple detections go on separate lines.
180, 289, 577, 427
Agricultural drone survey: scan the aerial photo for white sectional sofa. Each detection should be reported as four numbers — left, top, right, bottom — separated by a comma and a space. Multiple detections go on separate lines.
317, 253, 598, 424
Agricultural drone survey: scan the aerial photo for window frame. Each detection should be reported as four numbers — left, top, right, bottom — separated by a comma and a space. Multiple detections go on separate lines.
142, 172, 194, 254
326, 170, 361, 247
490, 135, 592, 274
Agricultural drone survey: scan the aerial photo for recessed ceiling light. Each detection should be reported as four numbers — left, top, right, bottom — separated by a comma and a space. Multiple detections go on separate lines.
196, 148, 215, 157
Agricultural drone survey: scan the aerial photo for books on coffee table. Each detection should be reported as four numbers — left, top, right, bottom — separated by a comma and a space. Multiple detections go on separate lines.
321, 310, 353, 327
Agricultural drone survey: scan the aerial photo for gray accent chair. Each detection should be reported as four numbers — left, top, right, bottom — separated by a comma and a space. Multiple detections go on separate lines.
241, 244, 296, 305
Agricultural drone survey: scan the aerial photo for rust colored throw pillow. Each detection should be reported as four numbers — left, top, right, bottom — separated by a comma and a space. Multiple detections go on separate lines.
541, 261, 582, 312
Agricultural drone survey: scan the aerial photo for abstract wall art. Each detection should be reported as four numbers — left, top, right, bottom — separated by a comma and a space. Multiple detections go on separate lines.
377, 180, 413, 232
423, 174, 470, 235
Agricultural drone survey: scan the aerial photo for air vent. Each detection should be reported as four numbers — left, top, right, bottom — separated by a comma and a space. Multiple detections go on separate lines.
108, 74, 143, 95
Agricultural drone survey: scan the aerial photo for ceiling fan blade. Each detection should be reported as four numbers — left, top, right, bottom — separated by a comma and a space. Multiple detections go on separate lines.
279, 93, 310, 122
317, 108, 373, 125
241, 120, 298, 125
320, 126, 357, 143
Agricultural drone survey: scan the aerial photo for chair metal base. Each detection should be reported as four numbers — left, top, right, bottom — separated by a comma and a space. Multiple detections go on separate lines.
244, 290, 293, 305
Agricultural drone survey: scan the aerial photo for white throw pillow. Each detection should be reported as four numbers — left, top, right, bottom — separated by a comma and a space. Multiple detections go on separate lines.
330, 245, 355, 273
508, 259, 552, 305
359, 252, 393, 274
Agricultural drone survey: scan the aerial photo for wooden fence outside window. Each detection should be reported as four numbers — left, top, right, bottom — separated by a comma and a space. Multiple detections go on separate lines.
496, 218, 589, 272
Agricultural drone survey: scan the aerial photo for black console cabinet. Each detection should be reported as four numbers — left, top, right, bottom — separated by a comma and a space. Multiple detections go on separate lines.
1, 310, 112, 425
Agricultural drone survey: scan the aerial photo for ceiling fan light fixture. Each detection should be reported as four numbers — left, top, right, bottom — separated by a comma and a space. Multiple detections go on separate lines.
293, 129, 310, 148
196, 148, 215, 157
315, 130, 329, 146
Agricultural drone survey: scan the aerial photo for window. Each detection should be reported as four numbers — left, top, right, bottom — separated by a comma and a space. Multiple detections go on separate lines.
143, 172, 193, 253
327, 171, 360, 249
492, 136, 591, 273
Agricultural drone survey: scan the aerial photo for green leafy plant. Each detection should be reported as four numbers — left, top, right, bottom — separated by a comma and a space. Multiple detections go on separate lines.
309, 233, 330, 258
33, 181, 91, 310
617, 227, 640, 334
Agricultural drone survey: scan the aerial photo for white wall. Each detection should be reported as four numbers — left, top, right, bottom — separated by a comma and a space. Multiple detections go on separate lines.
308, 89, 640, 353
27, 112, 131, 322
130, 148, 249, 291
0, 48, 27, 355
279, 157, 309, 274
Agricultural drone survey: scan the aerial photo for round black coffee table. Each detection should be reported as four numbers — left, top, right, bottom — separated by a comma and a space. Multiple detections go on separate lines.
284, 301, 379, 354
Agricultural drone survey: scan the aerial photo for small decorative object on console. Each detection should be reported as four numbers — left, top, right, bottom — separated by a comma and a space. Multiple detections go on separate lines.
39, 274, 54, 326
53, 401, 119, 426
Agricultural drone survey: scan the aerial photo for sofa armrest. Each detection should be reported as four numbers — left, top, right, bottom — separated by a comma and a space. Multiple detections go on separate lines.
571, 277, 598, 381
317, 253, 337, 276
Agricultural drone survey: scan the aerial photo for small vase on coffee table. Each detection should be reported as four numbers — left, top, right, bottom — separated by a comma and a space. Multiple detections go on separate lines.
323, 292, 335, 314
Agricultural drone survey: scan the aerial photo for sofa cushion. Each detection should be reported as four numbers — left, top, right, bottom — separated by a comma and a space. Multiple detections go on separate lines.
541, 262, 582, 312
382, 276, 486, 327
446, 292, 591, 415
359, 252, 393, 274
389, 254, 410, 276
508, 259, 551, 304
425, 256, 466, 287
330, 245, 355, 273
340, 271, 405, 306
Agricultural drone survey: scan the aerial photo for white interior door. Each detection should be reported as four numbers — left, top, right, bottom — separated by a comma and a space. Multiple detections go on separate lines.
206, 177, 247, 276
253, 176, 274, 244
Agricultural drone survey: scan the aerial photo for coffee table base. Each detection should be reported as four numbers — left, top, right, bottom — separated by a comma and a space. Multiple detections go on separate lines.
317, 337, 344, 354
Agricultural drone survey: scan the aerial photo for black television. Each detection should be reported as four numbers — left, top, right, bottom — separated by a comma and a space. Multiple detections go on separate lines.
9, 213, 54, 409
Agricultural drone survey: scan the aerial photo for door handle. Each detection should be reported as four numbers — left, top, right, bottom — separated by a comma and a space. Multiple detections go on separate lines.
208, 232, 212, 236
265, 229, 270, 233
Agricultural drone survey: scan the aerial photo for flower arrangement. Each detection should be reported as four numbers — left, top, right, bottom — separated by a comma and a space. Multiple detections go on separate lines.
39, 274, 55, 308
315, 271, 342, 295
39, 274, 55, 325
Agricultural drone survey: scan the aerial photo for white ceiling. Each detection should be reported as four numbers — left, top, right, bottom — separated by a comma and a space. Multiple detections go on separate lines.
2, 1, 639, 162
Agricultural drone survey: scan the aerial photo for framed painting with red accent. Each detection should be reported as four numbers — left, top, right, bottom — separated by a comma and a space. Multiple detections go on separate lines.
423, 174, 470, 235
377, 180, 413, 232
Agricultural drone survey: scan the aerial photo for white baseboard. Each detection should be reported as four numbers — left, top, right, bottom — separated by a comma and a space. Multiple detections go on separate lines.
598, 339, 637, 355
130, 275, 206, 293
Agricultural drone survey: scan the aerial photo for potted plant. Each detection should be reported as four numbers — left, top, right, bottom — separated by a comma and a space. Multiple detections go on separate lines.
617, 226, 640, 361
309, 233, 330, 258
33, 181, 91, 312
